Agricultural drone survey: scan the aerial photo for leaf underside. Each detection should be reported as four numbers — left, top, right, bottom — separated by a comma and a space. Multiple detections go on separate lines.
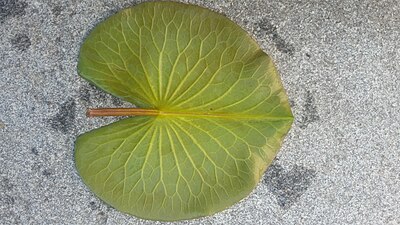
76, 1, 293, 221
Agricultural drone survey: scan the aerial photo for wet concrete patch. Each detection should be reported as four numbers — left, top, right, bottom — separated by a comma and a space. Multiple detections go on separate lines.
255, 18, 295, 55
299, 90, 320, 128
49, 98, 76, 133
0, 0, 27, 22
263, 162, 317, 209
11, 33, 31, 51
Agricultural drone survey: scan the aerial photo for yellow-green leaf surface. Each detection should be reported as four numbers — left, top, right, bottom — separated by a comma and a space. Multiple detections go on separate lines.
76, 1, 293, 221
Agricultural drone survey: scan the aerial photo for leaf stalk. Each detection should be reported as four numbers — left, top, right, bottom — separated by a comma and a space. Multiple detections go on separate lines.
87, 108, 159, 117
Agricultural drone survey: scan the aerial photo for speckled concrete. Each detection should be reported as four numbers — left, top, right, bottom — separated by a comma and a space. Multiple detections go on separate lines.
1, 0, 399, 224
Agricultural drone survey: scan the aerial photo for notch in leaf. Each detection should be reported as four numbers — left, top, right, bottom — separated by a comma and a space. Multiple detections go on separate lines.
75, 1, 293, 221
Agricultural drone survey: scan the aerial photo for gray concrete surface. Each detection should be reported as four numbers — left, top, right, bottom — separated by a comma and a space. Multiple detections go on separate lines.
1, 0, 399, 224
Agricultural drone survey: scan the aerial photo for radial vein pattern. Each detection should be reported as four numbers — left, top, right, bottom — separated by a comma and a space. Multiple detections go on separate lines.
76, 1, 293, 221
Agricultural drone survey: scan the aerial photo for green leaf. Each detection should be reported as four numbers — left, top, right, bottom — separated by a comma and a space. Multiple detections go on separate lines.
75, 1, 293, 221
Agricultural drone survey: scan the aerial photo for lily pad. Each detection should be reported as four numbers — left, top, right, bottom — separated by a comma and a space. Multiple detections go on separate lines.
76, 1, 293, 221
